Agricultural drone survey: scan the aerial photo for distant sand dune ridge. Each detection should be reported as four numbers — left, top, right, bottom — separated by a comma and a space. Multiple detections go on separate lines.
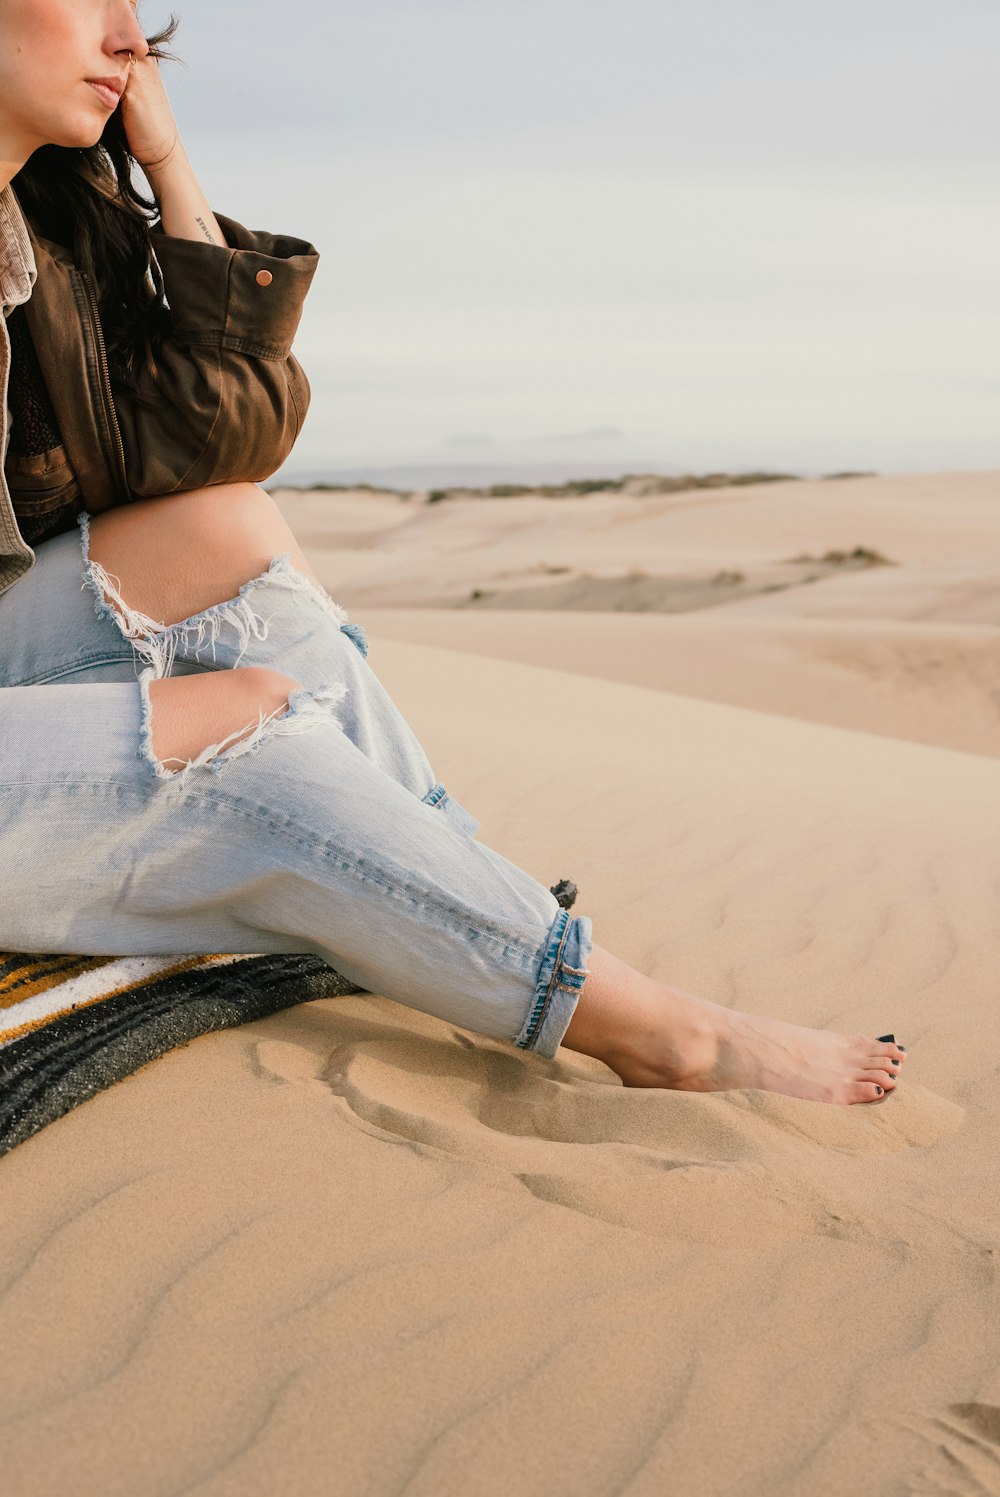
271, 469, 1000, 757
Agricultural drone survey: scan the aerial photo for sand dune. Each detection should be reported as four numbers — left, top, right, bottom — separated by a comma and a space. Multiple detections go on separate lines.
275, 471, 1000, 762
362, 608, 1000, 758
273, 470, 1000, 617
3, 640, 999, 1496
4, 471, 999, 1494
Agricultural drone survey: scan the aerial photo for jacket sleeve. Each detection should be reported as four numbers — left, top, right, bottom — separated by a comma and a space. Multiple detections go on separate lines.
112, 211, 319, 498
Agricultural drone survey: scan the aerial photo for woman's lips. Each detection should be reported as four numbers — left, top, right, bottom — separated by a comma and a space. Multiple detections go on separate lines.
86, 79, 122, 109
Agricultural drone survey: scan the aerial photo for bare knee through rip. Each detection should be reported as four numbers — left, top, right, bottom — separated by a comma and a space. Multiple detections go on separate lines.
86, 482, 322, 627
147, 667, 304, 773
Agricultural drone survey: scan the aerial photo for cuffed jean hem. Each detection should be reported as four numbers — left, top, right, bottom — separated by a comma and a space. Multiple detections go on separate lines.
514, 908, 593, 1059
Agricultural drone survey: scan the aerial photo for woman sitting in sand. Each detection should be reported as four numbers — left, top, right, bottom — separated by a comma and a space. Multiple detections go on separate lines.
0, 0, 905, 1105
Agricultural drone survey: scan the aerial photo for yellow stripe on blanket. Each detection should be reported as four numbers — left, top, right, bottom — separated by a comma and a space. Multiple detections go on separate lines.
0, 952, 236, 1049
0, 954, 114, 1008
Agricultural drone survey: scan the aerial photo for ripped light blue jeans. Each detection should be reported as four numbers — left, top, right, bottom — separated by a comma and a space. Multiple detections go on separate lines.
0, 513, 591, 1058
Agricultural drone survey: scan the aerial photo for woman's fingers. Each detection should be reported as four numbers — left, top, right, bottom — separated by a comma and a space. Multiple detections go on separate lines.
120, 53, 181, 172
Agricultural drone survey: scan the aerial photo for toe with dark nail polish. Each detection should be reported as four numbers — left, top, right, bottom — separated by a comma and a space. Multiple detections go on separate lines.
877, 1034, 896, 1044
875, 1085, 884, 1096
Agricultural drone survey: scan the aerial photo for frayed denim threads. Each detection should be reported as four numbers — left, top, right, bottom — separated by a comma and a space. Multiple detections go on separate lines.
137, 666, 348, 787
79, 513, 368, 678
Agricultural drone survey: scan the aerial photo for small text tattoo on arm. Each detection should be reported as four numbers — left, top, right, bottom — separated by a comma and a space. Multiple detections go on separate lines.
195, 216, 218, 245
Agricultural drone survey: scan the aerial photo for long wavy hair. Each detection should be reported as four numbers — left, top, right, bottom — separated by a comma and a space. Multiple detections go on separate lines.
13, 16, 181, 385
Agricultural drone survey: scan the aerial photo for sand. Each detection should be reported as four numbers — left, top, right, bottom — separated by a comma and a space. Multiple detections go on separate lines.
2, 471, 999, 1495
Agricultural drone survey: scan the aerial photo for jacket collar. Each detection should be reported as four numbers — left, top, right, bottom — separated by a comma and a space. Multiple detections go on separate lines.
0, 186, 37, 318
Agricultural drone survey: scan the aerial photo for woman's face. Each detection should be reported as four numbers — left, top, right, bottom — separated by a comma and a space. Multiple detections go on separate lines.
0, 0, 149, 161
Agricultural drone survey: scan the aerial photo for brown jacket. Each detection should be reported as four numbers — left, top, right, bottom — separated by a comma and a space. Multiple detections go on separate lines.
0, 185, 318, 595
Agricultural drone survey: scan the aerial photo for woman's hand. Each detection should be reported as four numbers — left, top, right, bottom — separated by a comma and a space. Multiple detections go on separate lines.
118, 53, 225, 248
118, 52, 181, 173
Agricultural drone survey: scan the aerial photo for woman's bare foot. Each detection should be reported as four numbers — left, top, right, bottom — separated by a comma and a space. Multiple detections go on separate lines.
561, 946, 906, 1105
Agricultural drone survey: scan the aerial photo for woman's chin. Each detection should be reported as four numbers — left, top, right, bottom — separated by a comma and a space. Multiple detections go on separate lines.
51, 114, 111, 150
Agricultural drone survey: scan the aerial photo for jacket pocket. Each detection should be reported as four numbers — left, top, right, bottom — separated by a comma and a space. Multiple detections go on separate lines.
5, 445, 85, 546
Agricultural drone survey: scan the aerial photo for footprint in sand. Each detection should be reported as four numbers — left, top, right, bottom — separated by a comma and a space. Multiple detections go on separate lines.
253, 1037, 328, 1085
250, 1027, 965, 1245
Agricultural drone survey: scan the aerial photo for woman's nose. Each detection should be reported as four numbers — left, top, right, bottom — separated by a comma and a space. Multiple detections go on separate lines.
110, 8, 151, 61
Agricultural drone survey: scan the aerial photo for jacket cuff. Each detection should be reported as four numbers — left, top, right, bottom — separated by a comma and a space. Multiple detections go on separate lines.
151, 212, 319, 359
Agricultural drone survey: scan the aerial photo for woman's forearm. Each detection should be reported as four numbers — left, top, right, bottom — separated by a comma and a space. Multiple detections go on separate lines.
141, 142, 225, 247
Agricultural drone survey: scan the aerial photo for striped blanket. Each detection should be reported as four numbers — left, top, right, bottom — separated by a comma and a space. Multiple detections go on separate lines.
0, 950, 361, 1157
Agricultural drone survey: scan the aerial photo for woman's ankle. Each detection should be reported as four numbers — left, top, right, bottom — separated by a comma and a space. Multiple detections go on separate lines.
561, 945, 717, 1086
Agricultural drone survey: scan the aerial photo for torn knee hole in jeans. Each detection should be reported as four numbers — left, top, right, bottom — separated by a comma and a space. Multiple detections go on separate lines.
136, 667, 347, 785
77, 511, 368, 680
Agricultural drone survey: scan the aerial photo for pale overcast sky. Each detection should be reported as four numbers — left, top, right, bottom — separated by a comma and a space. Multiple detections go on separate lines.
161, 0, 999, 481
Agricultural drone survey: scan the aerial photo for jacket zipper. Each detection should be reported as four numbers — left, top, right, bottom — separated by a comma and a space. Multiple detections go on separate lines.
73, 269, 131, 505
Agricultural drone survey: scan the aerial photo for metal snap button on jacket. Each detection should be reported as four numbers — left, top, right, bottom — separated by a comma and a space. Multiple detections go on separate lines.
255, 269, 273, 287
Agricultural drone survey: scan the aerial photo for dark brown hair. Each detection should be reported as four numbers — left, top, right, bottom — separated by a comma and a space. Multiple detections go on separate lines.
13, 16, 182, 384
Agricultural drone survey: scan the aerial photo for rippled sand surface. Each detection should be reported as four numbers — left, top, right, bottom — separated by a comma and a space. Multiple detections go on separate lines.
3, 472, 999, 1496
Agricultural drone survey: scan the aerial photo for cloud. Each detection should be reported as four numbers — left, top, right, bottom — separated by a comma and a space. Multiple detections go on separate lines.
540, 427, 625, 445
447, 433, 495, 449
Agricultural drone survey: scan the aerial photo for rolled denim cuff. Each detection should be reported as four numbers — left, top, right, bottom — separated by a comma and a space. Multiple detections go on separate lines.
515, 908, 593, 1059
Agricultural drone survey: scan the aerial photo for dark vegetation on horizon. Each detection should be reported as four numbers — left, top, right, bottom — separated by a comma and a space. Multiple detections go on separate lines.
426, 472, 795, 502
280, 470, 877, 501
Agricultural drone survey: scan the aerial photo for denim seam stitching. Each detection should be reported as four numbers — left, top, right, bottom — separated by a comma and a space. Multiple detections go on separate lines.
103, 777, 543, 965
16, 652, 140, 687
1, 775, 534, 960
